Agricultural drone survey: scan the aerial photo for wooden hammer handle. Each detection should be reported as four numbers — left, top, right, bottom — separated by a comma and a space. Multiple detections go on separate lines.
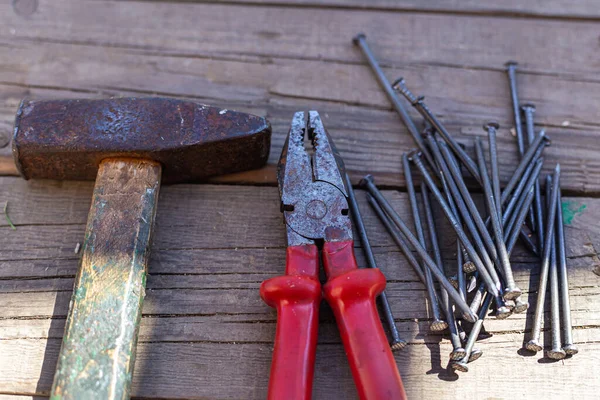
51, 158, 161, 400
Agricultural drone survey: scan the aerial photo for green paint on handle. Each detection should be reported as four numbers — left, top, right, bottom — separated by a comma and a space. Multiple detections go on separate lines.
562, 200, 587, 225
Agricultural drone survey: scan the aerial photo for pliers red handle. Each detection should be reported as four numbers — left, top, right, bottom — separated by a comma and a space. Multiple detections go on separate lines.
260, 112, 406, 400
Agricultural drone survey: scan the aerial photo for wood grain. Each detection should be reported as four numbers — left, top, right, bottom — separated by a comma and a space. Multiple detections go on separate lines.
1, 1, 599, 399
150, 0, 600, 19
0, 1, 599, 191
0, 179, 598, 398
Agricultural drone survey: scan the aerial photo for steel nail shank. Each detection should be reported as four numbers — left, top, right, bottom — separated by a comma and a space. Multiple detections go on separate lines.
345, 173, 406, 350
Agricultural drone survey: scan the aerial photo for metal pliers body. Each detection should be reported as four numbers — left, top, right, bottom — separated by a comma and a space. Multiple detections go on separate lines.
260, 112, 406, 400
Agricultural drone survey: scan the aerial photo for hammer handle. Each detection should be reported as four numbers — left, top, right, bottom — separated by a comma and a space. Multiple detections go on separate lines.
322, 241, 406, 400
260, 245, 321, 400
51, 158, 161, 400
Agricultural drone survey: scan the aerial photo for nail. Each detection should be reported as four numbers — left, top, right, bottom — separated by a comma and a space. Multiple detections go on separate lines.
485, 121, 503, 219
505, 61, 526, 157
422, 133, 475, 274
475, 137, 521, 300
505, 188, 536, 255
519, 230, 540, 256
452, 292, 493, 371
345, 173, 407, 351
503, 161, 543, 238
556, 187, 578, 355
422, 185, 464, 354
501, 131, 549, 205
457, 242, 467, 303
366, 193, 426, 285
502, 158, 544, 227
438, 142, 503, 284
504, 299, 516, 311
352, 34, 436, 169
520, 103, 539, 232
448, 275, 459, 289
361, 175, 478, 322
456, 321, 467, 343
468, 348, 483, 363
462, 253, 476, 274
467, 274, 478, 292
513, 298, 529, 314
544, 175, 566, 360
409, 153, 511, 318
469, 282, 485, 316
503, 187, 537, 315
393, 78, 481, 183
521, 104, 544, 241
521, 103, 537, 148
403, 154, 446, 331
526, 164, 561, 352
533, 175, 545, 245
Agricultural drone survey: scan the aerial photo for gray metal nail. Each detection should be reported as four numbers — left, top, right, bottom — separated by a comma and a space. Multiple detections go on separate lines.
361, 176, 478, 322
475, 137, 521, 300
393, 78, 481, 183
345, 173, 407, 351
409, 153, 510, 319
352, 34, 436, 169
545, 175, 566, 360
556, 188, 578, 355
505, 61, 526, 157
526, 164, 561, 352
403, 154, 446, 331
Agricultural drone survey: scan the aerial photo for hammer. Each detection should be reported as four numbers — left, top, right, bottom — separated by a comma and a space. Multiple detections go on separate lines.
13, 97, 271, 399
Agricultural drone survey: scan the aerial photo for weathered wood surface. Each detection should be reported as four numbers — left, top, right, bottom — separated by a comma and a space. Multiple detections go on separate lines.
179, 0, 600, 19
0, 179, 598, 399
1, 1, 600, 399
1, 1, 600, 191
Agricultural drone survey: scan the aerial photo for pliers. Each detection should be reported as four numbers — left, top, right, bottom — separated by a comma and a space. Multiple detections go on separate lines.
260, 111, 406, 400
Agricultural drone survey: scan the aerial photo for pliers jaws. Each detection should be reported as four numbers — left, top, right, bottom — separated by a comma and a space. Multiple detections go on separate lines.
277, 111, 352, 246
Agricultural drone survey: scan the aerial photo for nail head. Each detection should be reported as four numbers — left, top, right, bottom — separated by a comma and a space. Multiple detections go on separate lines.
352, 33, 366, 45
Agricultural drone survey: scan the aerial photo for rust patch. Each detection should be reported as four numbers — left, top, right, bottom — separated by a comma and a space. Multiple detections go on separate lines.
13, 97, 271, 183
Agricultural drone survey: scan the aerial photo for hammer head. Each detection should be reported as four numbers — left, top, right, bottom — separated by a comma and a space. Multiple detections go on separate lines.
13, 98, 271, 183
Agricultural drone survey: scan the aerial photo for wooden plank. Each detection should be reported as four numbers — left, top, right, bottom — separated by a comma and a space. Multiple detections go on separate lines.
1, 282, 598, 338
166, 0, 600, 19
0, 180, 598, 398
0, 178, 596, 266
1, 2, 600, 192
0, 46, 599, 191
1, 338, 599, 399
2, 2, 600, 76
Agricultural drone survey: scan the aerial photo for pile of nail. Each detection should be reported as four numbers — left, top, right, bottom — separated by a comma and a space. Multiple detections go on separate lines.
352, 34, 578, 372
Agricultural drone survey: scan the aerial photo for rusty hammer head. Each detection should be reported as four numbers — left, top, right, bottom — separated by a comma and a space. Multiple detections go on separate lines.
12, 97, 271, 183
